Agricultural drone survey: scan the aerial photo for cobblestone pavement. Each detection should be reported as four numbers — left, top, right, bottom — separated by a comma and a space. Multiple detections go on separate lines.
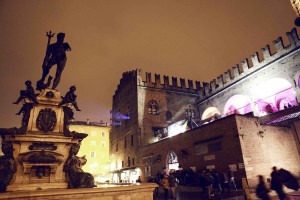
153, 186, 245, 200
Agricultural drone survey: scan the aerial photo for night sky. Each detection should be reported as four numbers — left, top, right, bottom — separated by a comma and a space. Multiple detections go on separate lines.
0, 0, 297, 127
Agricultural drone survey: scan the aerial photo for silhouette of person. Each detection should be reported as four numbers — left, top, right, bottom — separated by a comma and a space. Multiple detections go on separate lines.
13, 80, 38, 105
59, 85, 81, 111
228, 167, 237, 192
256, 175, 270, 200
270, 166, 286, 200
39, 32, 71, 89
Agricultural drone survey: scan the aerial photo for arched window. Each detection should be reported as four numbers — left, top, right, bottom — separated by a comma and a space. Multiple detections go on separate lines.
147, 100, 159, 115
167, 151, 179, 171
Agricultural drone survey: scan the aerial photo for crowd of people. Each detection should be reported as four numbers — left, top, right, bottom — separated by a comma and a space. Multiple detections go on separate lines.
147, 167, 238, 199
146, 166, 299, 200
256, 166, 299, 200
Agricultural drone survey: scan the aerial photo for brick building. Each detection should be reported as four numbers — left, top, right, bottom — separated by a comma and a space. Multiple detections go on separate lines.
109, 28, 300, 187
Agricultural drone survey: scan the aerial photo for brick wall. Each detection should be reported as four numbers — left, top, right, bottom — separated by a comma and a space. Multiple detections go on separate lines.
236, 115, 300, 187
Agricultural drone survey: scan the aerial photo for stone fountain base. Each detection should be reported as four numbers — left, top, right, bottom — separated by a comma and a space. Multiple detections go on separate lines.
0, 183, 158, 200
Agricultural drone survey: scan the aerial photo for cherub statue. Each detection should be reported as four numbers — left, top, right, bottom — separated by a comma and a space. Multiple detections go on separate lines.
13, 80, 38, 105
59, 85, 81, 111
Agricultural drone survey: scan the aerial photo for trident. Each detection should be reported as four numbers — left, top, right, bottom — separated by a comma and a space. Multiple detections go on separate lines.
42, 31, 55, 69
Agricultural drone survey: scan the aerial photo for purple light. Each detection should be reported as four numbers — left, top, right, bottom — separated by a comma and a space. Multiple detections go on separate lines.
224, 95, 252, 116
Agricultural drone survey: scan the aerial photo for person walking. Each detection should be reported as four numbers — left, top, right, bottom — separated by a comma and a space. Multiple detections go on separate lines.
271, 166, 287, 200
256, 175, 271, 200
211, 169, 222, 194
219, 170, 230, 192
168, 172, 177, 200
228, 167, 237, 192
204, 169, 214, 199
161, 174, 170, 200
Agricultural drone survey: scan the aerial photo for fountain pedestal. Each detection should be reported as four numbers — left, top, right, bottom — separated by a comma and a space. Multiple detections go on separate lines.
1, 89, 87, 191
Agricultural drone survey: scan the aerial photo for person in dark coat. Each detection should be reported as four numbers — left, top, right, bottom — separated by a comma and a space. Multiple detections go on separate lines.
278, 168, 299, 191
168, 172, 177, 200
211, 169, 222, 193
270, 166, 287, 200
198, 170, 207, 194
256, 175, 271, 200
204, 170, 214, 199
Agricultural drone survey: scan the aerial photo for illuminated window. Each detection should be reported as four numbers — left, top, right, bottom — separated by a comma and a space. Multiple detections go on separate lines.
91, 152, 95, 158
147, 100, 159, 115
102, 132, 105, 137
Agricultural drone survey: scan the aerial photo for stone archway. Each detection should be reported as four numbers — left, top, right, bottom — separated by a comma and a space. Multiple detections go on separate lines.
254, 78, 298, 116
223, 95, 252, 116
201, 107, 221, 120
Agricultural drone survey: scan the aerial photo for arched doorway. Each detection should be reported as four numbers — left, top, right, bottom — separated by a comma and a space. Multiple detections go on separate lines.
166, 151, 179, 172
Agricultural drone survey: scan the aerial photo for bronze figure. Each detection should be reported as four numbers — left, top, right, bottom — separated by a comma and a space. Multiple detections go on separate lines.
59, 85, 81, 111
64, 144, 96, 188
0, 142, 17, 192
37, 31, 71, 90
13, 80, 38, 105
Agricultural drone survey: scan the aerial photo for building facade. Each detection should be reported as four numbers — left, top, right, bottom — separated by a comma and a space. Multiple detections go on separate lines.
69, 120, 111, 182
110, 28, 300, 187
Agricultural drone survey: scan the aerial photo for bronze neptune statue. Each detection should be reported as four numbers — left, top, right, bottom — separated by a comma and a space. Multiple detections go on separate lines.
36, 31, 71, 90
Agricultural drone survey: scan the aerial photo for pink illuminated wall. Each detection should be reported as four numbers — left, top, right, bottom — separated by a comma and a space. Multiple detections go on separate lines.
223, 95, 252, 116
254, 78, 298, 116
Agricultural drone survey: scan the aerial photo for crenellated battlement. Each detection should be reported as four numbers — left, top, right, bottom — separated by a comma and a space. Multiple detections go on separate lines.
198, 27, 300, 101
113, 70, 138, 98
137, 70, 202, 94
114, 69, 203, 98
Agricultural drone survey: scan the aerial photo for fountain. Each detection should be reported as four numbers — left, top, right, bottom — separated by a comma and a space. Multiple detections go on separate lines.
0, 31, 156, 199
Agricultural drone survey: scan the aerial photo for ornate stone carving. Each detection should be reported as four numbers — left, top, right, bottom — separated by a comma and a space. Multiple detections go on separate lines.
29, 143, 57, 151
28, 150, 56, 163
36, 108, 57, 133
64, 144, 96, 188
0, 142, 17, 193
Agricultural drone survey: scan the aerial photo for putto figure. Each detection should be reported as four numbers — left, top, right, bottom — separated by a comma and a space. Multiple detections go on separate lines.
13, 80, 38, 105
59, 85, 81, 111
37, 31, 71, 90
